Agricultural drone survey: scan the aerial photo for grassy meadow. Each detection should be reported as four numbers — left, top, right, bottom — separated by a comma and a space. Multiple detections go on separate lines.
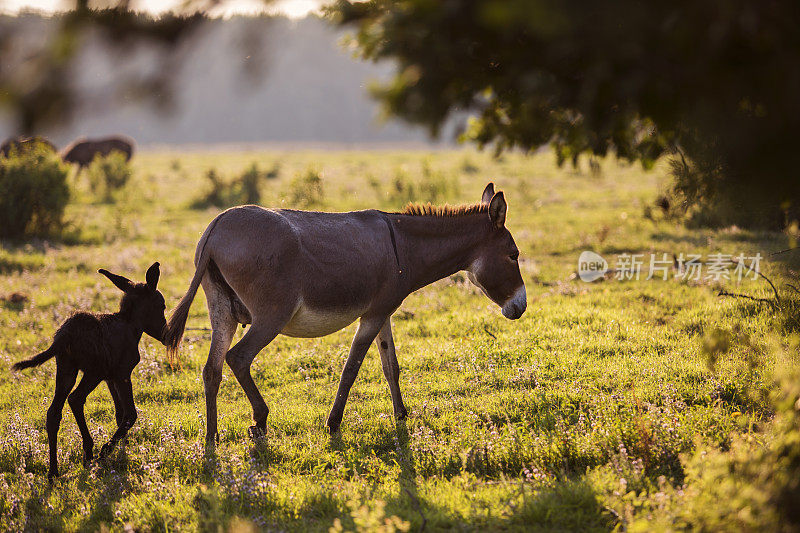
0, 148, 797, 531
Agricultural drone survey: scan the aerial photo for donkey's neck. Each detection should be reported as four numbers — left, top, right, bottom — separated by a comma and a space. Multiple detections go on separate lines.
392, 213, 490, 292
112, 310, 145, 341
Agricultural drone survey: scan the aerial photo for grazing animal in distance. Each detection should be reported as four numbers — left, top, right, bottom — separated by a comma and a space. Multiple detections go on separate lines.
0, 136, 57, 158
11, 263, 167, 480
61, 136, 134, 168
164, 182, 527, 443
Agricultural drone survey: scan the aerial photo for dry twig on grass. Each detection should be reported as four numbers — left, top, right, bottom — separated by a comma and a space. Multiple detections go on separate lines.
717, 257, 792, 311
717, 289, 778, 310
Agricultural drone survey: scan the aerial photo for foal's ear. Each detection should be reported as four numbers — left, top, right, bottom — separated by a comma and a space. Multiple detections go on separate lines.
481, 182, 495, 205
98, 269, 134, 293
488, 191, 507, 229
145, 262, 160, 290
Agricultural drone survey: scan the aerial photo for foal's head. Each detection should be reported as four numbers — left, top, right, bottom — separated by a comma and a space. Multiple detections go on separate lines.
467, 183, 527, 320
99, 262, 168, 342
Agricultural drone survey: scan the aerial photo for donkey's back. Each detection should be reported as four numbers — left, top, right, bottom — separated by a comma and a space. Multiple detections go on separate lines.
204, 205, 394, 265
195, 205, 400, 336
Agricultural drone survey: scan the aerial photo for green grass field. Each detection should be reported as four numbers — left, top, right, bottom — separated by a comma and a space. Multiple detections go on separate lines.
0, 149, 797, 531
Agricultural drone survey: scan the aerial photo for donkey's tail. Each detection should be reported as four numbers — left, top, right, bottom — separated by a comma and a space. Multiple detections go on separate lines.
164, 214, 223, 361
12, 346, 56, 372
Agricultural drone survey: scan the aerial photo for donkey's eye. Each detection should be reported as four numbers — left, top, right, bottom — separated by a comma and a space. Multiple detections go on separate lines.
510, 252, 519, 262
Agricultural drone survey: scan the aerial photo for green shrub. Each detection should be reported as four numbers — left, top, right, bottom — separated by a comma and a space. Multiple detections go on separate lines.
192, 168, 226, 209
460, 154, 480, 174
387, 169, 416, 205
239, 162, 280, 204
87, 150, 132, 201
287, 167, 324, 208
0, 144, 70, 238
383, 162, 460, 207
191, 162, 279, 209
418, 160, 458, 203
329, 499, 410, 533
663, 350, 800, 531
622, 333, 800, 531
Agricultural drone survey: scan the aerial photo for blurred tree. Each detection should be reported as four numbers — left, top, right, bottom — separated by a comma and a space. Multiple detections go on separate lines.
0, 1, 214, 134
330, 0, 800, 228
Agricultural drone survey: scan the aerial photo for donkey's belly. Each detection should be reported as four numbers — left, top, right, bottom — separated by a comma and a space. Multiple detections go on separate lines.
281, 303, 364, 338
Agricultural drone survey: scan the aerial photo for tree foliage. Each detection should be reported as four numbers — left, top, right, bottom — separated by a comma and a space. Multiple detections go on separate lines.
0, 2, 204, 134
330, 0, 800, 227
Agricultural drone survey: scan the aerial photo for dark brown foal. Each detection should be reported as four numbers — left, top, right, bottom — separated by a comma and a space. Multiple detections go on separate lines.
12, 263, 167, 479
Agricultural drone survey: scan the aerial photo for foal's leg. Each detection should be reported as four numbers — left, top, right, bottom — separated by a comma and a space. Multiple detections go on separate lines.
225, 319, 287, 438
67, 372, 103, 467
99, 378, 136, 458
376, 318, 408, 421
202, 283, 238, 445
326, 316, 386, 434
107, 380, 123, 428
47, 364, 78, 479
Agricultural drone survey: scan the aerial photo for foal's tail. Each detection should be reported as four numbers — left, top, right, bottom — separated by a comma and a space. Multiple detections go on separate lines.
164, 214, 222, 362
12, 346, 56, 372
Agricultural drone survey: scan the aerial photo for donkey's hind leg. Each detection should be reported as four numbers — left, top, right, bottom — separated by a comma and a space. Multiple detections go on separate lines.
47, 364, 78, 480
202, 282, 238, 445
225, 317, 289, 438
68, 371, 103, 466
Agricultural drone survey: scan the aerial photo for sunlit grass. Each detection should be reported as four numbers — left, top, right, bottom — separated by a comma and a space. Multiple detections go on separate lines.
0, 148, 796, 531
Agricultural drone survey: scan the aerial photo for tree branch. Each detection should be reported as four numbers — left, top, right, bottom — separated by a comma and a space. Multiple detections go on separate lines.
718, 289, 778, 310
731, 259, 781, 305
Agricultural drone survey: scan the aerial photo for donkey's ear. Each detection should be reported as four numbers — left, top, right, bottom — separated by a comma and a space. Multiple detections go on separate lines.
98, 269, 134, 293
488, 191, 507, 229
481, 182, 495, 205
145, 262, 160, 290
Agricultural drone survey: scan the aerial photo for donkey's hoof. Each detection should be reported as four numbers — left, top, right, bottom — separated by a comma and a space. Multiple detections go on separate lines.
98, 442, 113, 459
248, 425, 265, 440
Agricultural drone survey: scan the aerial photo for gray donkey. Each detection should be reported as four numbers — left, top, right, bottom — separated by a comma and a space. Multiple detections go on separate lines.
12, 263, 167, 479
165, 183, 526, 443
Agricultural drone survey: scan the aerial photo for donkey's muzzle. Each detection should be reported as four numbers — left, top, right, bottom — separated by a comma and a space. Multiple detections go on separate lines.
501, 286, 527, 320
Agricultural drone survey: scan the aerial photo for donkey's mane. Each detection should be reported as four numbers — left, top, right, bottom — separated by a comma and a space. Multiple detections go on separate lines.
398, 202, 488, 217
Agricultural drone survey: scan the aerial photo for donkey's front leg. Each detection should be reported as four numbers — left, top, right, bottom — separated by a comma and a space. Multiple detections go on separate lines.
107, 380, 124, 428
326, 316, 386, 434
376, 318, 408, 421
